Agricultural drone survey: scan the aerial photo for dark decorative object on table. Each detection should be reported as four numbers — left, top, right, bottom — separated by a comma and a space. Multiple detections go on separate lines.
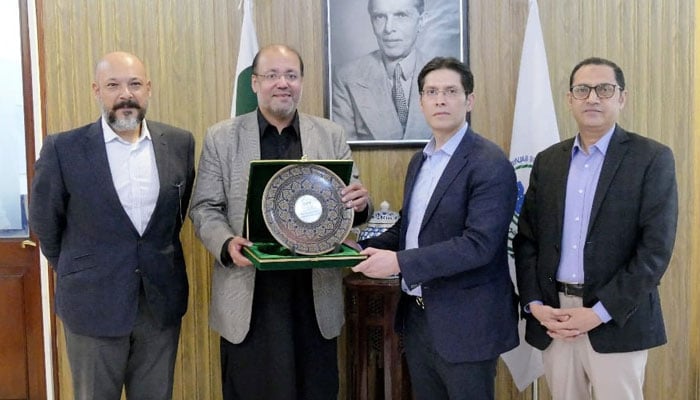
357, 201, 399, 241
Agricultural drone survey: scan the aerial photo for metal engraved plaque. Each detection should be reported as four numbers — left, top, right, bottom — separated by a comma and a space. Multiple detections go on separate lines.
262, 163, 354, 255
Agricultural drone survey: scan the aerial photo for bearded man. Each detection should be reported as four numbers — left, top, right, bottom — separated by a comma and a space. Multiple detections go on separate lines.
29, 51, 195, 400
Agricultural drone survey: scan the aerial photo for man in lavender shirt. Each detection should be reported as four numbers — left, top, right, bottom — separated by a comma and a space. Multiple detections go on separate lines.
514, 57, 678, 400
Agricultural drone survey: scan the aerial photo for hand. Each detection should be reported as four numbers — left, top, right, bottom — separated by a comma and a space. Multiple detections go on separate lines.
530, 303, 570, 324
351, 247, 400, 278
546, 306, 603, 340
530, 304, 602, 340
341, 182, 369, 212
227, 236, 254, 267
530, 303, 578, 339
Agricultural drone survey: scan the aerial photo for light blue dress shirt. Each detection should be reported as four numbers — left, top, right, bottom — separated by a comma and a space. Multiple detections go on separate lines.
401, 123, 469, 296
557, 126, 615, 323
102, 118, 160, 236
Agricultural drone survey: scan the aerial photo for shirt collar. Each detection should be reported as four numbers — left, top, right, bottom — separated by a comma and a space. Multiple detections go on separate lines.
384, 49, 417, 81
256, 108, 300, 138
102, 117, 152, 144
423, 122, 469, 157
573, 125, 615, 156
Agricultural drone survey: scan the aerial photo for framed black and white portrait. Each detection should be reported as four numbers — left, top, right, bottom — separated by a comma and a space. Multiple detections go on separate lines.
326, 0, 469, 146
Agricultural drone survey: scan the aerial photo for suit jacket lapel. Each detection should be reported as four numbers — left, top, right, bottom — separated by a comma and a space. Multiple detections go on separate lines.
151, 124, 169, 189
83, 120, 140, 235
588, 126, 629, 236
241, 112, 262, 161
403, 53, 431, 140
550, 140, 573, 242
299, 115, 318, 159
84, 121, 114, 190
419, 130, 473, 232
144, 123, 170, 235
352, 55, 403, 138
402, 151, 423, 207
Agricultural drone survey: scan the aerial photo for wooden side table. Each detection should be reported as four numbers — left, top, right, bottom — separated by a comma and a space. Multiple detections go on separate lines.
344, 272, 412, 400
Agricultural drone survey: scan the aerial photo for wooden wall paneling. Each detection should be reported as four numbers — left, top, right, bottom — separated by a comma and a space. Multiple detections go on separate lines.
254, 0, 326, 117
468, 0, 527, 151
351, 148, 416, 213
38, 0, 696, 399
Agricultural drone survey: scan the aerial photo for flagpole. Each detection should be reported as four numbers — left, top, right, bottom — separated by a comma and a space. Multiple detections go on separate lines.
504, 0, 558, 393
532, 379, 539, 400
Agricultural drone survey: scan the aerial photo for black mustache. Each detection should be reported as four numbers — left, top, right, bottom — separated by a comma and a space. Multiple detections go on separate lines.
113, 100, 141, 110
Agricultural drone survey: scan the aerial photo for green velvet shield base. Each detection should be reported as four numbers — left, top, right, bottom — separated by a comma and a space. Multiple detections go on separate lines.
243, 243, 365, 270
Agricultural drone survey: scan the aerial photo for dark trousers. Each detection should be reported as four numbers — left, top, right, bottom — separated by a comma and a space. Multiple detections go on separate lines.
63, 288, 181, 400
403, 299, 497, 400
220, 269, 338, 400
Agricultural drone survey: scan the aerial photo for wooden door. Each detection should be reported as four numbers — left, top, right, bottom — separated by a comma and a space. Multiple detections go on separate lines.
0, 243, 45, 399
0, 0, 46, 398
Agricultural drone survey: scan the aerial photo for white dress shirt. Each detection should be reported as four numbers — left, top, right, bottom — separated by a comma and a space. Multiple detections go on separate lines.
102, 118, 160, 236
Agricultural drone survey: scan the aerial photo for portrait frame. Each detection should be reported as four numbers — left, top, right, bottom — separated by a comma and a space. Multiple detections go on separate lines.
324, 0, 469, 147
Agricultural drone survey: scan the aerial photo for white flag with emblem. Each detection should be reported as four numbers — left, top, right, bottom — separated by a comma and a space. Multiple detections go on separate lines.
502, 0, 560, 392
231, 0, 259, 117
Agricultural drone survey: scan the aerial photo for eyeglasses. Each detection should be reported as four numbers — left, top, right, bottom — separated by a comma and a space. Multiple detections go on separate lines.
570, 83, 621, 100
420, 88, 466, 98
253, 72, 300, 83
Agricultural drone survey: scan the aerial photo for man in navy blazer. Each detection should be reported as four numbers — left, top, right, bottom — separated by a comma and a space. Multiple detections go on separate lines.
29, 52, 195, 400
353, 57, 519, 400
514, 57, 678, 399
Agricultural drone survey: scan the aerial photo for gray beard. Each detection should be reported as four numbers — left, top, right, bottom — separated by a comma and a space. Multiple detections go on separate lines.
105, 108, 145, 132
269, 105, 295, 121
108, 115, 141, 132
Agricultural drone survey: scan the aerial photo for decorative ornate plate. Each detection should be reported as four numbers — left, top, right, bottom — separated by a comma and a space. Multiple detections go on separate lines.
262, 163, 354, 255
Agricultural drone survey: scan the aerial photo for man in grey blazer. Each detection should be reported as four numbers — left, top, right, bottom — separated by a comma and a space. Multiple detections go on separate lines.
30, 52, 195, 400
189, 44, 370, 400
514, 57, 678, 399
332, 0, 431, 141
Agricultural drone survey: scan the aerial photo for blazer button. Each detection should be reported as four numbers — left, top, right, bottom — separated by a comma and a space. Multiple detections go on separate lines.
134, 268, 142, 274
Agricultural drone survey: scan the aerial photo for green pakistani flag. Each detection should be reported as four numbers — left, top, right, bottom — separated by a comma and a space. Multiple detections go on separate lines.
231, 0, 259, 117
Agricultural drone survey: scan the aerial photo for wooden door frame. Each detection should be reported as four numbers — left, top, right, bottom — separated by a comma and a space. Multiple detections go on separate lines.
20, 0, 57, 398
30, 0, 59, 396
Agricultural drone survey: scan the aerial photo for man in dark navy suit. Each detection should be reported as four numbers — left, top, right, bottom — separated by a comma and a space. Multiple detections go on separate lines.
352, 57, 519, 400
30, 51, 195, 400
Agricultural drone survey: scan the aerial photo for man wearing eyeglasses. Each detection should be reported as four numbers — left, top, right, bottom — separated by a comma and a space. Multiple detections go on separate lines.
351, 57, 519, 399
332, 0, 433, 141
30, 52, 195, 400
189, 44, 370, 399
514, 57, 678, 399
